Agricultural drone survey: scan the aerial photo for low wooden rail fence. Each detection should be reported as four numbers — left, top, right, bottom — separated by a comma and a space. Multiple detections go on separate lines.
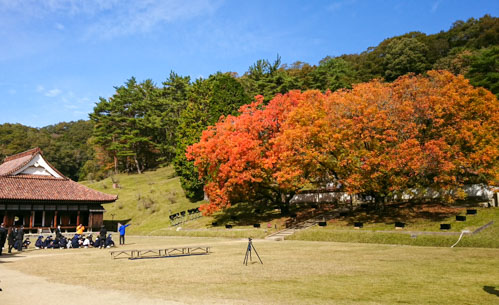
110, 246, 211, 260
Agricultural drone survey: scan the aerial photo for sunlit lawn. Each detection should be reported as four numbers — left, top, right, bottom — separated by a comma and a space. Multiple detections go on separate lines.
5, 236, 499, 305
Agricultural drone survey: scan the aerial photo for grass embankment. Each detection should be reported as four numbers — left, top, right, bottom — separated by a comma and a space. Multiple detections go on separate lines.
7, 236, 499, 305
289, 207, 499, 248
81, 166, 204, 235
80, 167, 277, 238
81, 167, 499, 246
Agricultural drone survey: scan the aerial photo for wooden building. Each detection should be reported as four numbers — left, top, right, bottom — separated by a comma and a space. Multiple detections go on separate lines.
0, 148, 117, 232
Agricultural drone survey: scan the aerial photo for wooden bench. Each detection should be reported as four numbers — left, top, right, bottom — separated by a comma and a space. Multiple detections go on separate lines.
110, 246, 211, 260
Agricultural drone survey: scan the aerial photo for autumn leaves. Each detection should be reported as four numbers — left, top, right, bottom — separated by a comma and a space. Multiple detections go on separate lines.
187, 71, 499, 214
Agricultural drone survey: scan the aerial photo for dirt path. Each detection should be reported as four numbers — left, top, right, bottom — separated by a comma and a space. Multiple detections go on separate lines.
0, 255, 184, 305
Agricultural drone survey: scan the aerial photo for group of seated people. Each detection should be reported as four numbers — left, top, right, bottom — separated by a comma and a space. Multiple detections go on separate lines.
34, 233, 115, 249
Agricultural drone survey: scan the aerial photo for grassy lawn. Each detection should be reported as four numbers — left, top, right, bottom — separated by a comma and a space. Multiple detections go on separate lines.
5, 236, 499, 304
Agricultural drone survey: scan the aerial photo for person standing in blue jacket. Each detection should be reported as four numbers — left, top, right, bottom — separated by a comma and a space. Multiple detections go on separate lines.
118, 223, 131, 245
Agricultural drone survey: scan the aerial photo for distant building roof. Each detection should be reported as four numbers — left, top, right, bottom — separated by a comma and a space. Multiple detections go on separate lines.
0, 148, 117, 203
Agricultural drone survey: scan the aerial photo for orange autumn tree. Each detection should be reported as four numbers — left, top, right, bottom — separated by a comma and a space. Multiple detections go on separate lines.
186, 92, 303, 215
274, 71, 499, 207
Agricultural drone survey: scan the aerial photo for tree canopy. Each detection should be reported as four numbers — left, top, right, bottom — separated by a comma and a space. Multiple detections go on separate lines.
188, 71, 499, 214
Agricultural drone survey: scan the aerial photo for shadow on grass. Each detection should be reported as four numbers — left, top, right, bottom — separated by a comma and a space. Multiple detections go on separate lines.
212, 202, 281, 226
210, 199, 473, 229
211, 201, 335, 227
343, 201, 463, 225
483, 286, 499, 297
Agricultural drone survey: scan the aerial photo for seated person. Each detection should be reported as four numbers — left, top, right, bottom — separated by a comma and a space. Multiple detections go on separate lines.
23, 237, 31, 249
35, 236, 44, 249
82, 236, 91, 248
105, 234, 115, 248
87, 234, 94, 246
71, 235, 80, 248
59, 237, 68, 249
44, 236, 53, 248
78, 235, 84, 247
94, 237, 101, 248
52, 237, 60, 249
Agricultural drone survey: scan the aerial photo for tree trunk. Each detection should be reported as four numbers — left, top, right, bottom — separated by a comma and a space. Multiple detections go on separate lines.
114, 154, 118, 175
374, 195, 385, 213
278, 192, 295, 216
134, 155, 142, 174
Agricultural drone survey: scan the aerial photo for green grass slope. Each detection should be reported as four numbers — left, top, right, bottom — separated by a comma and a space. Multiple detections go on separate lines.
80, 166, 204, 235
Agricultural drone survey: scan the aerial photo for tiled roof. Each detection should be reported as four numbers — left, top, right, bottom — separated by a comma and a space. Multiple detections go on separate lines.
0, 176, 117, 202
0, 152, 34, 176
4, 147, 41, 162
0, 147, 66, 178
0, 148, 117, 203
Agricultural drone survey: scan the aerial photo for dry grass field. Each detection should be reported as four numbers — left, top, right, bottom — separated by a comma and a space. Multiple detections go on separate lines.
1, 236, 499, 304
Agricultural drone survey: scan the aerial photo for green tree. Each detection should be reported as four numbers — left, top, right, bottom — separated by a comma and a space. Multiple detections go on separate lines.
240, 55, 300, 101
90, 77, 160, 175
309, 57, 358, 91
383, 37, 430, 81
175, 73, 250, 200
466, 46, 499, 97
153, 72, 191, 163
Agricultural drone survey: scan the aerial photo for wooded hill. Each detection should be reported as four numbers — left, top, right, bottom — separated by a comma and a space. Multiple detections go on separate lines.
1, 15, 497, 197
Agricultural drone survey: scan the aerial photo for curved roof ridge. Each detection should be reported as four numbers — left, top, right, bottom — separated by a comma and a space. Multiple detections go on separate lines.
4, 147, 41, 162
0, 147, 67, 179
0, 153, 34, 176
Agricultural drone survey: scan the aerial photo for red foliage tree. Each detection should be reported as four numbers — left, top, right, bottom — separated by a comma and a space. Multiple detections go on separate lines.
186, 93, 303, 215
274, 71, 499, 206
188, 71, 499, 214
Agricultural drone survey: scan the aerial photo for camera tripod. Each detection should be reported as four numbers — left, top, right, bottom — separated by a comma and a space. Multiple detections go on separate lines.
243, 238, 263, 265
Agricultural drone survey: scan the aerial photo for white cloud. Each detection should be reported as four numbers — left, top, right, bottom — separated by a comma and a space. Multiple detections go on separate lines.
45, 88, 62, 97
0, 0, 222, 39
0, 0, 119, 16
327, 0, 356, 12
84, 0, 221, 39
36, 85, 62, 97
63, 104, 78, 109
431, 0, 442, 13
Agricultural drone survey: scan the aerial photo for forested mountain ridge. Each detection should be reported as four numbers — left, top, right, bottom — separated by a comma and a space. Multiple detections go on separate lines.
0, 120, 93, 181
0, 15, 497, 190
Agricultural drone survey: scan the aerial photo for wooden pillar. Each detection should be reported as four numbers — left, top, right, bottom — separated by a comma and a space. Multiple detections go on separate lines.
30, 211, 35, 228
5, 214, 14, 227
42, 211, 46, 227
2, 214, 7, 225
89, 212, 93, 229
77, 211, 80, 225
54, 211, 58, 228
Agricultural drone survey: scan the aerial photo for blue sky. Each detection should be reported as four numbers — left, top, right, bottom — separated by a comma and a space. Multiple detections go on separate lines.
0, 0, 497, 128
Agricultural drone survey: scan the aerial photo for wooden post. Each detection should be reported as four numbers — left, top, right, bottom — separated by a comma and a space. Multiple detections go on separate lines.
30, 211, 35, 228
77, 210, 80, 226
42, 211, 45, 227
54, 211, 58, 228
89, 213, 93, 229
